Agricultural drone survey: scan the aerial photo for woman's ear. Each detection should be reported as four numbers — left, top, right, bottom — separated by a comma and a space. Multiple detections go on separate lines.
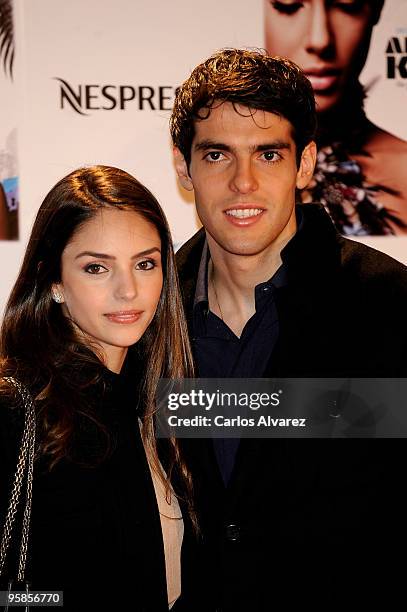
51, 284, 65, 304
296, 141, 317, 190
173, 147, 194, 192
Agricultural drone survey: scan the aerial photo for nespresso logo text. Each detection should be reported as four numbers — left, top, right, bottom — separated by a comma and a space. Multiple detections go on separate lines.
55, 78, 175, 115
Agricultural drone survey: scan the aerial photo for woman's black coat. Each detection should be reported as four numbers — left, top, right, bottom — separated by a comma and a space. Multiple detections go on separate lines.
0, 368, 206, 611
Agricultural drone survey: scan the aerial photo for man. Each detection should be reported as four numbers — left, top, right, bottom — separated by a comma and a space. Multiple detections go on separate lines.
170, 49, 407, 609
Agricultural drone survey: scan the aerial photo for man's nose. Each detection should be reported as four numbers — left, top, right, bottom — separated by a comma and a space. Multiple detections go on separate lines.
229, 159, 258, 194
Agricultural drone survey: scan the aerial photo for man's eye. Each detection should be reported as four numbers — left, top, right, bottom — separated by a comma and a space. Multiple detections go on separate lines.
270, 1, 304, 15
205, 151, 225, 162
84, 263, 107, 274
136, 259, 156, 270
261, 151, 280, 162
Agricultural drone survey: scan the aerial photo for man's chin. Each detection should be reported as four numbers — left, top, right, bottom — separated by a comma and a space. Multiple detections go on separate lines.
215, 239, 276, 258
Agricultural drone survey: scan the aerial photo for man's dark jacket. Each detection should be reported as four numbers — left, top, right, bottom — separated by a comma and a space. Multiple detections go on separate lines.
176, 204, 407, 610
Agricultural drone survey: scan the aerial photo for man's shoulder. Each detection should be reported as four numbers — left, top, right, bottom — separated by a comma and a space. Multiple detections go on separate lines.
176, 228, 206, 279
293, 204, 407, 290
339, 236, 407, 292
175, 228, 206, 313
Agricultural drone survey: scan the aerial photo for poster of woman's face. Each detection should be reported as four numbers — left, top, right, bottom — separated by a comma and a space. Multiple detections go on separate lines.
264, 0, 381, 112
264, 0, 407, 237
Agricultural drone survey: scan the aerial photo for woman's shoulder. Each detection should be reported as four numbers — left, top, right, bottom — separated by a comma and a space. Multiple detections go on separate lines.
364, 124, 407, 156
352, 123, 407, 218
0, 378, 26, 439
0, 380, 27, 483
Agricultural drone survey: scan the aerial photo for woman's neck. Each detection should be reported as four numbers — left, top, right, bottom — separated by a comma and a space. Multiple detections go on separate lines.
316, 82, 369, 150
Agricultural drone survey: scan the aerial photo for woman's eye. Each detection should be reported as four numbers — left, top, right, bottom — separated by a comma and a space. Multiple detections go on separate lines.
270, 1, 304, 15
205, 151, 225, 162
84, 263, 107, 274
333, 1, 364, 14
136, 259, 156, 271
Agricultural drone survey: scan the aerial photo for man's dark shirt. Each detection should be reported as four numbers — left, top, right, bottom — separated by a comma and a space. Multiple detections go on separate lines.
192, 212, 305, 483
192, 242, 288, 484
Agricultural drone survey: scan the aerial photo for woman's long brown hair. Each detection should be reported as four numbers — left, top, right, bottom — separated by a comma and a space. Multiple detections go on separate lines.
0, 165, 196, 527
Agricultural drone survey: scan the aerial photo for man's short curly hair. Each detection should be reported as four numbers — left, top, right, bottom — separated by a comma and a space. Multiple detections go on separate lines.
170, 48, 317, 166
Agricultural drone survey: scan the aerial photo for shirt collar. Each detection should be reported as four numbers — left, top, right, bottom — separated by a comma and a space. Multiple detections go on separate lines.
193, 206, 304, 308
194, 240, 210, 307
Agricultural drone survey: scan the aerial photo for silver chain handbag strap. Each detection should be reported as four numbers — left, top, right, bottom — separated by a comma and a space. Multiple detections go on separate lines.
0, 377, 36, 584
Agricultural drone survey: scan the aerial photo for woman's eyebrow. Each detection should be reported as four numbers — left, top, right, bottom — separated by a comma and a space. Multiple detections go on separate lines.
74, 247, 161, 260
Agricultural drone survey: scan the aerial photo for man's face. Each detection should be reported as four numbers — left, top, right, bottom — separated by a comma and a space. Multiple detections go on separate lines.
174, 101, 315, 259
264, 0, 376, 113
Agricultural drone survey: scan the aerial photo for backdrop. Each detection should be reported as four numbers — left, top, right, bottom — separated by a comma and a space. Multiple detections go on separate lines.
0, 0, 406, 314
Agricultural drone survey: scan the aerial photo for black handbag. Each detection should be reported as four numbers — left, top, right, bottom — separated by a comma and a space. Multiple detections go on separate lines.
0, 378, 36, 611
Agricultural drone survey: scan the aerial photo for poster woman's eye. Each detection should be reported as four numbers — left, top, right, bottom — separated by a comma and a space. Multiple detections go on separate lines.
270, 1, 304, 16
333, 1, 365, 15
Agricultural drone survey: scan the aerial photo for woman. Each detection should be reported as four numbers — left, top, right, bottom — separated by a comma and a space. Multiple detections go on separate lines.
264, 0, 407, 235
0, 166, 203, 611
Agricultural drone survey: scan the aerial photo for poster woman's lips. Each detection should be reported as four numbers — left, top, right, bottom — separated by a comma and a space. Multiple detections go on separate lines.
304, 68, 341, 92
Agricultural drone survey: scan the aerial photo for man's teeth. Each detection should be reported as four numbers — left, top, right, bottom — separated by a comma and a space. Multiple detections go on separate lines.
226, 208, 262, 218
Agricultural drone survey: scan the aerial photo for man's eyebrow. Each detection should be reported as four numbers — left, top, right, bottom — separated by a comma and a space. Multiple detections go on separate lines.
193, 140, 292, 152
74, 247, 161, 260
194, 140, 232, 152
255, 141, 291, 152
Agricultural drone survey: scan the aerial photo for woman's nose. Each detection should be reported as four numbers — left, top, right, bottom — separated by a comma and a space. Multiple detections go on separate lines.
306, 1, 333, 56
114, 272, 138, 301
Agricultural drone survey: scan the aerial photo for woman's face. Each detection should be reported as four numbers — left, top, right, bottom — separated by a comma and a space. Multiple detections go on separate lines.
54, 207, 163, 373
264, 0, 376, 112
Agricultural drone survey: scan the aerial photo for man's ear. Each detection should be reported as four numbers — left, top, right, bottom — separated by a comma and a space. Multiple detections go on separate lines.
173, 147, 194, 192
296, 141, 317, 190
